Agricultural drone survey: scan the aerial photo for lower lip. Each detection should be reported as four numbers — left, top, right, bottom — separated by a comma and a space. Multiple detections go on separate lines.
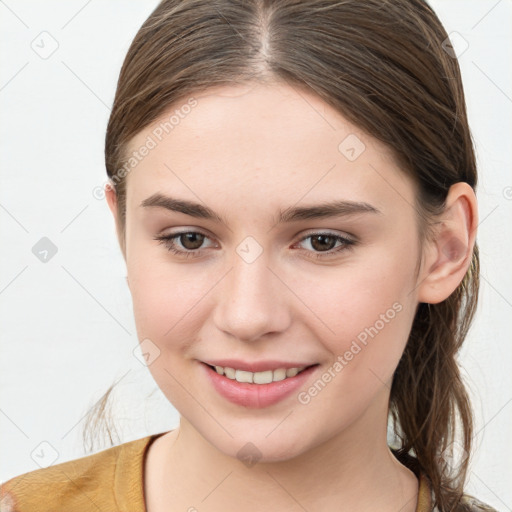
200, 362, 318, 408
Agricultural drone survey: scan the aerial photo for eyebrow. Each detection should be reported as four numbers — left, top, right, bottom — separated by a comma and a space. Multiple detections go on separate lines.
140, 193, 381, 224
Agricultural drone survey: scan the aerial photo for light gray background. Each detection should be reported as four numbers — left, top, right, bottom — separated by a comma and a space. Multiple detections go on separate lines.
0, 1, 511, 509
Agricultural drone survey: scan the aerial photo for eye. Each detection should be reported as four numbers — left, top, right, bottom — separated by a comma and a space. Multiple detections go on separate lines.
294, 232, 356, 259
153, 230, 215, 258
154, 230, 356, 260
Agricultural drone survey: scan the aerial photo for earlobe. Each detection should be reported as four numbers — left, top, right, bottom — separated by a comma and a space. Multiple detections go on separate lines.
417, 182, 478, 305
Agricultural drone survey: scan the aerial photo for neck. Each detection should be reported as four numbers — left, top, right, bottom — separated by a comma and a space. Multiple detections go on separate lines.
145, 390, 419, 512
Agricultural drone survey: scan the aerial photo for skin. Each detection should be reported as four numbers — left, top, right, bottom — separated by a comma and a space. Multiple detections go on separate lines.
105, 81, 477, 512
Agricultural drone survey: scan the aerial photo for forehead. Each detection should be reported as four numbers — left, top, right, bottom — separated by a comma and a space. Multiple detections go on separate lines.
124, 82, 415, 214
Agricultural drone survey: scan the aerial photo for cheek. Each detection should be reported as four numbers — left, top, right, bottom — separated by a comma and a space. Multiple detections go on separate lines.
291, 253, 417, 381
295, 254, 413, 335
290, 265, 416, 427
127, 257, 211, 401
127, 241, 419, 435
128, 258, 210, 344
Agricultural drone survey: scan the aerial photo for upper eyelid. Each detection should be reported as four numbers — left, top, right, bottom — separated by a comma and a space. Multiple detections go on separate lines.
297, 229, 355, 241
163, 228, 217, 244
160, 228, 355, 246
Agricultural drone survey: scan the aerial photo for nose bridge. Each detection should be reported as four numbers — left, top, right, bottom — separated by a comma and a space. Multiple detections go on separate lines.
213, 248, 290, 342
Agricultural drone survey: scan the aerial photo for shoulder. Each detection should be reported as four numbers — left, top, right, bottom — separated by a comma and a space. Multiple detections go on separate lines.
429, 490, 500, 511
393, 450, 499, 512
0, 435, 154, 512
428, 487, 500, 511
456, 494, 500, 512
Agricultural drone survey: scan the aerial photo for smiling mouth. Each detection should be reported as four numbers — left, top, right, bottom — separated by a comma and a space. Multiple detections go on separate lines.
203, 362, 319, 385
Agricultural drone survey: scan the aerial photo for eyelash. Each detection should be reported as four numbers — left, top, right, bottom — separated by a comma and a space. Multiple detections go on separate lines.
153, 230, 356, 260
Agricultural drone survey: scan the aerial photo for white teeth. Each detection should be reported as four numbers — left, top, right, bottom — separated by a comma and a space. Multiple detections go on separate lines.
253, 370, 273, 384
286, 367, 299, 377
235, 370, 253, 383
273, 368, 286, 381
224, 367, 236, 379
211, 365, 307, 384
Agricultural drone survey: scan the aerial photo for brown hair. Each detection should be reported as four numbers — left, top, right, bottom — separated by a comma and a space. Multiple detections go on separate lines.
92, 1, 487, 510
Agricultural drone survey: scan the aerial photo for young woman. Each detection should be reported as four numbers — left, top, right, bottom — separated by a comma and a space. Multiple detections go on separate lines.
1, 1, 500, 511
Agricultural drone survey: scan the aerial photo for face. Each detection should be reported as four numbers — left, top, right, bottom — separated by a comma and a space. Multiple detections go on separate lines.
111, 82, 426, 462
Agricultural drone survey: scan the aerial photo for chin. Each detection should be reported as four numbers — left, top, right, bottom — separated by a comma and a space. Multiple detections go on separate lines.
199, 423, 314, 465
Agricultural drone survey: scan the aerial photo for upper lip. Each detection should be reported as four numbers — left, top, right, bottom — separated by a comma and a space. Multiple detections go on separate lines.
201, 359, 318, 373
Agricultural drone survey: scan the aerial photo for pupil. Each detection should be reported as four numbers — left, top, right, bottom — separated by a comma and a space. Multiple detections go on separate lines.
182, 233, 204, 250
311, 235, 335, 251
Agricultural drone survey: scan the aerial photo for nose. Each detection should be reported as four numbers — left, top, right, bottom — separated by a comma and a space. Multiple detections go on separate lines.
213, 251, 292, 343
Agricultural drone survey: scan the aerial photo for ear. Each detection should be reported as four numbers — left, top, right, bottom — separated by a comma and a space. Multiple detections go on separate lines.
105, 182, 127, 263
417, 182, 478, 304
105, 181, 117, 220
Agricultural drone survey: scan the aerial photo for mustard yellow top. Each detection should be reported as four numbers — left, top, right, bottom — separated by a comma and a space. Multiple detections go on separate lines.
0, 432, 493, 512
